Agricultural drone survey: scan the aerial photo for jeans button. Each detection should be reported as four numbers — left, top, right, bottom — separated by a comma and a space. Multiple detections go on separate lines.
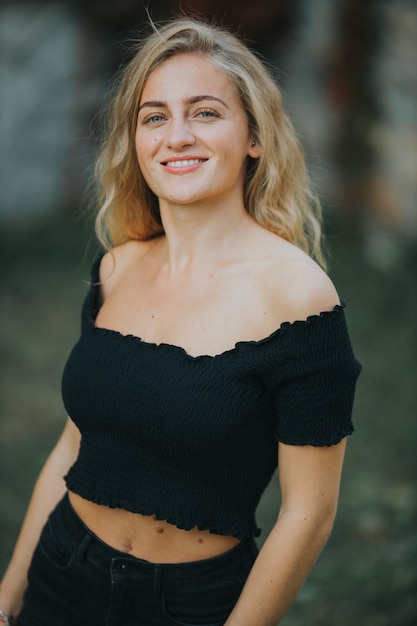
114, 560, 129, 573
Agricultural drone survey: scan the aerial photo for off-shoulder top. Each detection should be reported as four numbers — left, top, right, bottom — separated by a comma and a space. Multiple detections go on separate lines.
61, 255, 361, 539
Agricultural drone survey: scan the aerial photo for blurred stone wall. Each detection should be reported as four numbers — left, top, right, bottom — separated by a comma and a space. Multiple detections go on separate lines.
271, 0, 417, 265
0, 3, 83, 217
372, 2, 417, 238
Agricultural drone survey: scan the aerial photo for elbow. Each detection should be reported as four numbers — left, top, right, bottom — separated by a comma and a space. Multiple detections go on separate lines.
314, 496, 338, 533
302, 509, 336, 551
313, 499, 339, 544
279, 500, 338, 543
317, 509, 336, 542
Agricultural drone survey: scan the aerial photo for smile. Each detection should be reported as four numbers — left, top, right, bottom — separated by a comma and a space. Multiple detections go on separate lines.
162, 159, 207, 168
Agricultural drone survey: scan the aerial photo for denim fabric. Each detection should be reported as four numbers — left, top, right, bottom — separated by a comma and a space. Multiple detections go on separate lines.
21, 494, 258, 626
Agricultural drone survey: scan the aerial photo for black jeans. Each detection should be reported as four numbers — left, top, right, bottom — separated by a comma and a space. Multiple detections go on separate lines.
22, 494, 258, 626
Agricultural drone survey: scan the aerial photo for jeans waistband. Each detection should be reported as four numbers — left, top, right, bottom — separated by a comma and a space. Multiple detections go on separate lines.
53, 493, 258, 585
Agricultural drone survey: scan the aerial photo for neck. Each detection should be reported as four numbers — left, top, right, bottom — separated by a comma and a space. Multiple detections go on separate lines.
157, 198, 254, 275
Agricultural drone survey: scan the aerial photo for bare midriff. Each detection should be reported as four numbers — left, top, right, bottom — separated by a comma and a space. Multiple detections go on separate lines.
68, 491, 241, 563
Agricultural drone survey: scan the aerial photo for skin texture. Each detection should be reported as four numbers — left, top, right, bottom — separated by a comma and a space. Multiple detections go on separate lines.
0, 53, 346, 625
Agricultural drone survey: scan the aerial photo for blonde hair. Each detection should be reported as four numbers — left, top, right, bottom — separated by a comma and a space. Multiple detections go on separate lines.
94, 17, 326, 267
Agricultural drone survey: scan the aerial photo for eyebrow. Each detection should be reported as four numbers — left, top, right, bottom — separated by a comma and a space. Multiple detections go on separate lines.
138, 95, 229, 111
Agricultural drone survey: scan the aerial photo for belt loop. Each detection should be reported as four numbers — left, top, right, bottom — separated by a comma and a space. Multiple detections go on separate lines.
76, 532, 93, 565
153, 564, 162, 599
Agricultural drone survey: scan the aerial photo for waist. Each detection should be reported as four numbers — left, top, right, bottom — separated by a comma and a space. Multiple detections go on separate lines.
68, 491, 241, 564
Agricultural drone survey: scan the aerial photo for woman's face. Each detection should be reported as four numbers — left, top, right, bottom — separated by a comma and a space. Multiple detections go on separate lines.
135, 53, 259, 211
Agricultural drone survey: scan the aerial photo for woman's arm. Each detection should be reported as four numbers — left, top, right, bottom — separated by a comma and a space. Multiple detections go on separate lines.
226, 438, 347, 626
0, 418, 80, 617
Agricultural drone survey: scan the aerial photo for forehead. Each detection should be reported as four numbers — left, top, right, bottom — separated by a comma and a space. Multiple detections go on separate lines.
141, 53, 239, 101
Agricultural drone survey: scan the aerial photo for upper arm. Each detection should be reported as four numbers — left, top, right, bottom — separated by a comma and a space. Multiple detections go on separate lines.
264, 252, 360, 447
277, 439, 347, 523
267, 251, 354, 523
48, 417, 81, 475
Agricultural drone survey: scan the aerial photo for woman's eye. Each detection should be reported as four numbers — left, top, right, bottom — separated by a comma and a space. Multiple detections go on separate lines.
142, 114, 165, 124
196, 109, 220, 119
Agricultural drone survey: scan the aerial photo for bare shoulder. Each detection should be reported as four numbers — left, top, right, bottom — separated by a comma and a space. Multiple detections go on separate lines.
259, 235, 340, 324
98, 239, 157, 294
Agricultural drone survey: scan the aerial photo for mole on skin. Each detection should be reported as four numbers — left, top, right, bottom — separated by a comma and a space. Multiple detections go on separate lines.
152, 514, 204, 541
152, 515, 165, 533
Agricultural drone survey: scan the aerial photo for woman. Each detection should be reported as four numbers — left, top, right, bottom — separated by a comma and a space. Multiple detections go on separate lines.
0, 17, 361, 626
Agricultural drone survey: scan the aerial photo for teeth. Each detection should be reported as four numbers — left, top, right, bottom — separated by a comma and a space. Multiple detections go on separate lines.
165, 159, 203, 167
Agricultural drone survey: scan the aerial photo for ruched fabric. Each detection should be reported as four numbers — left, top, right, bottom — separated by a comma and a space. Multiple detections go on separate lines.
61, 255, 361, 539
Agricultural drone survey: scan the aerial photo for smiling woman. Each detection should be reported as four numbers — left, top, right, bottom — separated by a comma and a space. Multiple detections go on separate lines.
135, 53, 259, 211
0, 16, 361, 626
94, 19, 325, 267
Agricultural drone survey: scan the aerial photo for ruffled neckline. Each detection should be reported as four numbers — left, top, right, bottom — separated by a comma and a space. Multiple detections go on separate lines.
85, 252, 346, 361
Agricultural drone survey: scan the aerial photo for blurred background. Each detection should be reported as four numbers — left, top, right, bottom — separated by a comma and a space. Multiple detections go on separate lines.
0, 0, 416, 624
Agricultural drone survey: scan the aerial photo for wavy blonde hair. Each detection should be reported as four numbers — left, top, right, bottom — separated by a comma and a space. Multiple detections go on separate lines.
94, 17, 326, 267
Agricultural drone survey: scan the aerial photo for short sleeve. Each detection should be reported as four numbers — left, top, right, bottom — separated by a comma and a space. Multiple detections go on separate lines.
264, 305, 361, 446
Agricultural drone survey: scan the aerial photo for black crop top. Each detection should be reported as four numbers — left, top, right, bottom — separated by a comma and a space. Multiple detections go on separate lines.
61, 255, 361, 539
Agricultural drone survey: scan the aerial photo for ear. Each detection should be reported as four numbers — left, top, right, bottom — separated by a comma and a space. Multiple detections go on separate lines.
248, 138, 261, 159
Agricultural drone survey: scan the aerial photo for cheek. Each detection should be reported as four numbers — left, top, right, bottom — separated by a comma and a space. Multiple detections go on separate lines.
135, 133, 160, 160
135, 140, 150, 171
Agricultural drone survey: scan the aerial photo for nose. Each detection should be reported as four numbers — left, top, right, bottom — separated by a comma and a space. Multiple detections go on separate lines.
165, 117, 196, 151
